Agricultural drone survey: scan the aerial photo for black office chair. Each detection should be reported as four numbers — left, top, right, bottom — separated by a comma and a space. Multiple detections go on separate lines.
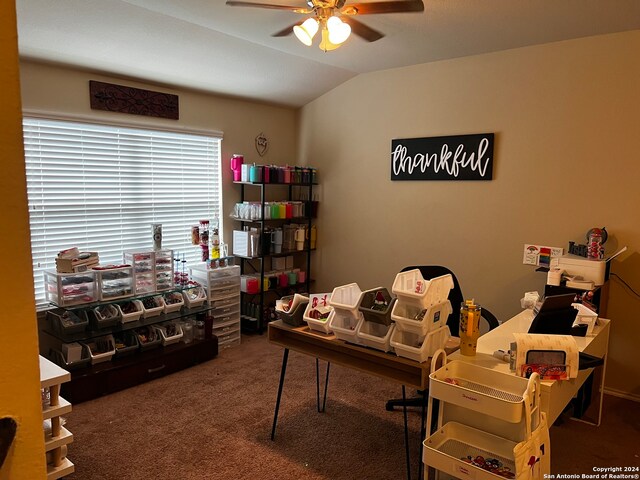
385, 265, 499, 411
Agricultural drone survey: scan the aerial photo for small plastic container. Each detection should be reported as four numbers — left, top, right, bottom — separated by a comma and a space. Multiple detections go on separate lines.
390, 324, 451, 363
329, 310, 364, 344
94, 266, 134, 301
358, 287, 396, 326
276, 294, 309, 327
392, 270, 454, 308
163, 292, 185, 314
329, 283, 363, 318
391, 300, 452, 336
113, 331, 140, 357
356, 320, 395, 352
182, 286, 207, 308
82, 335, 116, 364
46, 308, 89, 334
140, 295, 165, 318
91, 304, 122, 329
154, 322, 184, 346
303, 293, 334, 334
134, 325, 162, 351
117, 300, 143, 324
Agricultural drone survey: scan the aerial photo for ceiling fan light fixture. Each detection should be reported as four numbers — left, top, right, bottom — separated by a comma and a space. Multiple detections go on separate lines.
293, 17, 319, 46
319, 27, 340, 52
326, 15, 351, 45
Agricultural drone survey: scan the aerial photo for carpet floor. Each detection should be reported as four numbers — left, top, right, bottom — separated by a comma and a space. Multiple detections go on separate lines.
64, 334, 639, 479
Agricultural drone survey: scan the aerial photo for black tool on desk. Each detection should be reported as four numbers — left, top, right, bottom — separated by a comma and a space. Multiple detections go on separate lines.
528, 294, 578, 335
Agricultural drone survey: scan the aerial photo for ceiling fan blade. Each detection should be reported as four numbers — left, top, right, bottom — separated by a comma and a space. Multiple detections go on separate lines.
226, 1, 312, 14
341, 1, 424, 15
272, 22, 298, 37
341, 17, 384, 42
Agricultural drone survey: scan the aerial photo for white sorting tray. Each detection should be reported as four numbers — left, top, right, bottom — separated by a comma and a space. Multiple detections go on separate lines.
430, 361, 532, 423
423, 421, 517, 480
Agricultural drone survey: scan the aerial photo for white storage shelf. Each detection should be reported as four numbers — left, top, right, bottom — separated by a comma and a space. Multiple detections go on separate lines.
39, 356, 75, 479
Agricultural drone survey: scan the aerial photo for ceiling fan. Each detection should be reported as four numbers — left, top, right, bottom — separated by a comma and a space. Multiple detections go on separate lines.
226, 1, 425, 51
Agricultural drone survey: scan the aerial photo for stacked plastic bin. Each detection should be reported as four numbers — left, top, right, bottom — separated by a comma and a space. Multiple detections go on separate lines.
328, 283, 365, 344
355, 287, 396, 352
390, 270, 454, 362
303, 293, 334, 334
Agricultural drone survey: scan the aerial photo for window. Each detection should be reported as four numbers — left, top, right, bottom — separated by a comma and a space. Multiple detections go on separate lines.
23, 115, 222, 308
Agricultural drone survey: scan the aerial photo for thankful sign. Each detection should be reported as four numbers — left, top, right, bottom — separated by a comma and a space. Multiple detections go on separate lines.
391, 133, 494, 181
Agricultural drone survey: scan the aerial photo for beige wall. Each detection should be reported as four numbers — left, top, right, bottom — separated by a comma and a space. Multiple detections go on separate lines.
299, 31, 640, 397
19, 60, 299, 245
0, 2, 46, 479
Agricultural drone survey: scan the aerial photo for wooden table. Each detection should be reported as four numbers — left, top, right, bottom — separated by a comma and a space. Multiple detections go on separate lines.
268, 320, 455, 480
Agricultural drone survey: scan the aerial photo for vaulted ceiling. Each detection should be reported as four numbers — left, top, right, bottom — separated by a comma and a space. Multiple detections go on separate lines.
16, 0, 640, 107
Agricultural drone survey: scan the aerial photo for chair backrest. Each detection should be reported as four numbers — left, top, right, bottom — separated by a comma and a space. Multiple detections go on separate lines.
399, 265, 498, 336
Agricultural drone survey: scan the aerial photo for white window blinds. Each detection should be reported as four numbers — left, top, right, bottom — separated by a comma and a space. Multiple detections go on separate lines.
23, 116, 222, 308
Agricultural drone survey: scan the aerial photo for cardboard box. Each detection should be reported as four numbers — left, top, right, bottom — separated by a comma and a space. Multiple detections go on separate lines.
285, 255, 294, 269
272, 257, 286, 270
55, 252, 99, 273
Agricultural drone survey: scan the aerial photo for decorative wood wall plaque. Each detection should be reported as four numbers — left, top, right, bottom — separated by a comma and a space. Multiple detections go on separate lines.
89, 81, 179, 120
255, 132, 269, 157
391, 133, 494, 181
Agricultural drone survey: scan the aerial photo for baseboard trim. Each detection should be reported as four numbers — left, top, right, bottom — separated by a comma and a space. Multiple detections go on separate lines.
604, 388, 640, 403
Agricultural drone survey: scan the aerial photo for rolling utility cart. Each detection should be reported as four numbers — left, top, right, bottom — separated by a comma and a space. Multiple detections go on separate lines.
423, 350, 550, 480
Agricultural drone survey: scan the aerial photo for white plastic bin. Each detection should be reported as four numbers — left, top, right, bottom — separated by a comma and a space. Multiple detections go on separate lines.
154, 322, 184, 346
329, 283, 363, 318
392, 300, 452, 335
356, 321, 395, 352
303, 292, 334, 334
82, 335, 116, 364
182, 286, 207, 308
329, 310, 364, 344
117, 300, 143, 323
429, 360, 533, 423
392, 270, 453, 308
390, 324, 451, 363
140, 295, 165, 318
163, 292, 185, 314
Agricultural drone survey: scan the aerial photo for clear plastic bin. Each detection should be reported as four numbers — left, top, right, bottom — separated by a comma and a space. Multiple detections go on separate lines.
390, 324, 451, 363
329, 310, 364, 344
356, 320, 395, 352
358, 287, 396, 326
392, 270, 454, 307
124, 251, 156, 294
391, 300, 452, 335
329, 283, 363, 318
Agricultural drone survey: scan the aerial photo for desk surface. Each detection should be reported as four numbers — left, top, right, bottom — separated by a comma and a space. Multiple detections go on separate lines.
448, 309, 611, 424
269, 320, 453, 390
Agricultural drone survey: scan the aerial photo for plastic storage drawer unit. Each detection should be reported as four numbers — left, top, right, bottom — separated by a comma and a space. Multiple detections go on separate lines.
44, 271, 98, 307
94, 266, 134, 301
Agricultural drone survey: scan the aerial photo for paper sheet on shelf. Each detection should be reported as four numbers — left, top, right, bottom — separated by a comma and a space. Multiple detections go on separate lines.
513, 333, 579, 378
